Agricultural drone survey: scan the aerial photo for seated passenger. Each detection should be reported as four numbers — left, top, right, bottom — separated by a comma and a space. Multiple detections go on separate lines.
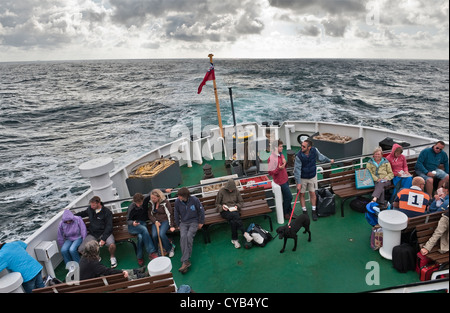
76, 196, 117, 268
146, 189, 175, 257
429, 182, 449, 212
127, 193, 158, 265
57, 209, 87, 265
215, 179, 252, 248
386, 144, 413, 190
79, 241, 148, 281
415, 141, 449, 196
79, 241, 128, 281
367, 147, 394, 204
420, 210, 449, 256
393, 177, 431, 218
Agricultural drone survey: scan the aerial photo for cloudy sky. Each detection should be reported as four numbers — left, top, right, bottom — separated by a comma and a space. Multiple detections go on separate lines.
0, 0, 448, 61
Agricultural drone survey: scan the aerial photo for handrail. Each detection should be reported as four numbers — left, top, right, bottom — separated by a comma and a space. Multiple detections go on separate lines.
69, 141, 432, 211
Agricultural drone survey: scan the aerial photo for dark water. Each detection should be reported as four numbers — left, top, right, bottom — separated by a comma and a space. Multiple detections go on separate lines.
0, 59, 448, 241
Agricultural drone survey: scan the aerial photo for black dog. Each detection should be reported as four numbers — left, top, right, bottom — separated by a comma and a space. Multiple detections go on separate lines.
276, 214, 311, 253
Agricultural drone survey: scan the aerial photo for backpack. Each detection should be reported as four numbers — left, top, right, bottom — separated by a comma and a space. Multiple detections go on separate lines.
365, 202, 380, 226
315, 188, 335, 217
246, 223, 273, 247
350, 196, 371, 213
392, 243, 416, 273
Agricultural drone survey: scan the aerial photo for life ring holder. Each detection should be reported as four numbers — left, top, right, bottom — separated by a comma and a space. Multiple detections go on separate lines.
296, 134, 311, 145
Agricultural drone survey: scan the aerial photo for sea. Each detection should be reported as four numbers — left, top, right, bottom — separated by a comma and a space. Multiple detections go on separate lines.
0, 58, 449, 241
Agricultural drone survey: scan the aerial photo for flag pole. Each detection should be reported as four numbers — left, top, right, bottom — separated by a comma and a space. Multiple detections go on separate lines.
208, 54, 224, 138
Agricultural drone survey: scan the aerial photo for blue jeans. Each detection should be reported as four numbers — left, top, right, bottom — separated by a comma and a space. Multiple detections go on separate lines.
128, 221, 156, 258
22, 271, 45, 293
151, 221, 172, 255
61, 237, 82, 264
280, 181, 293, 215
392, 176, 413, 190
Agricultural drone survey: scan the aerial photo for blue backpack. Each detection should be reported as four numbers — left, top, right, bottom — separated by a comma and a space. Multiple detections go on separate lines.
365, 201, 392, 226
365, 202, 381, 226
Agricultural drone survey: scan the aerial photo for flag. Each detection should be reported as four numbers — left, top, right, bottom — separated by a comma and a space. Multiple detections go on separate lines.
198, 63, 215, 94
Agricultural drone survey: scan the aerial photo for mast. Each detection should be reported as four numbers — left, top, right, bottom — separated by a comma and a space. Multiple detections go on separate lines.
208, 54, 224, 138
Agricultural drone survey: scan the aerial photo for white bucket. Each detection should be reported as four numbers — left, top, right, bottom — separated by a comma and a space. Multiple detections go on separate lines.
147, 256, 172, 276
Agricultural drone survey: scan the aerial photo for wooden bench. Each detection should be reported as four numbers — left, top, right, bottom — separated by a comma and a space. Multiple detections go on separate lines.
32, 273, 127, 293
33, 272, 175, 293
415, 214, 449, 267
329, 156, 418, 217
199, 186, 273, 243
83, 211, 139, 255
403, 211, 443, 234
73, 272, 176, 293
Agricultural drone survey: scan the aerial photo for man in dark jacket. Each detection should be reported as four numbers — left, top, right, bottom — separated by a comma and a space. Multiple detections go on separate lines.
76, 196, 117, 268
174, 187, 205, 273
294, 139, 334, 221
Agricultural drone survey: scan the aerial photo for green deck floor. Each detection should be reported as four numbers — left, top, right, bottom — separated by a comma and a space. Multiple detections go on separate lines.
55, 152, 421, 293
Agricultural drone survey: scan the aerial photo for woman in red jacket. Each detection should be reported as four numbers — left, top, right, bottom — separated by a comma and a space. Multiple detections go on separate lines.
386, 143, 413, 192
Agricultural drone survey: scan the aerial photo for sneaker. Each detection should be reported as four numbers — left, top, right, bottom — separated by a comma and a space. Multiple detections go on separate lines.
149, 252, 158, 260
137, 258, 144, 266
110, 257, 117, 268
231, 240, 241, 249
243, 232, 253, 242
312, 210, 318, 221
169, 246, 175, 258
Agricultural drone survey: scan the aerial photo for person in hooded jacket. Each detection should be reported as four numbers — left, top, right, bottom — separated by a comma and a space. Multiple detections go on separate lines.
215, 179, 253, 248
386, 143, 413, 192
0, 241, 45, 292
57, 209, 87, 264
367, 147, 394, 204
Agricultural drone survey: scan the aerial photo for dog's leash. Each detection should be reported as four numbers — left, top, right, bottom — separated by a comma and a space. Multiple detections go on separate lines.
288, 188, 302, 228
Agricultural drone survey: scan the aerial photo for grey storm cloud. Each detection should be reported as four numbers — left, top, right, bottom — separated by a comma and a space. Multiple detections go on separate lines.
0, 0, 77, 48
269, 0, 369, 38
268, 0, 368, 15
108, 0, 264, 42
0, 0, 448, 59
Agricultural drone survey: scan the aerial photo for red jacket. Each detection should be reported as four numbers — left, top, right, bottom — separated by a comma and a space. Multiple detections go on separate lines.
386, 143, 408, 176
268, 153, 289, 185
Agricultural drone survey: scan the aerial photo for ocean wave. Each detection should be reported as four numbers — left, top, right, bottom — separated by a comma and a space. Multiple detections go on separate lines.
0, 58, 448, 241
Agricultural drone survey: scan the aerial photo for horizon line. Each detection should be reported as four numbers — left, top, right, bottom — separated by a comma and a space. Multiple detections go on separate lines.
1, 56, 449, 64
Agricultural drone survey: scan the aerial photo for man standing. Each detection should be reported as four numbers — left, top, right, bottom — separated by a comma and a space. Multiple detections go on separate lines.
294, 139, 334, 221
393, 177, 431, 218
268, 140, 293, 220
76, 196, 117, 268
174, 187, 205, 274
415, 141, 449, 196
